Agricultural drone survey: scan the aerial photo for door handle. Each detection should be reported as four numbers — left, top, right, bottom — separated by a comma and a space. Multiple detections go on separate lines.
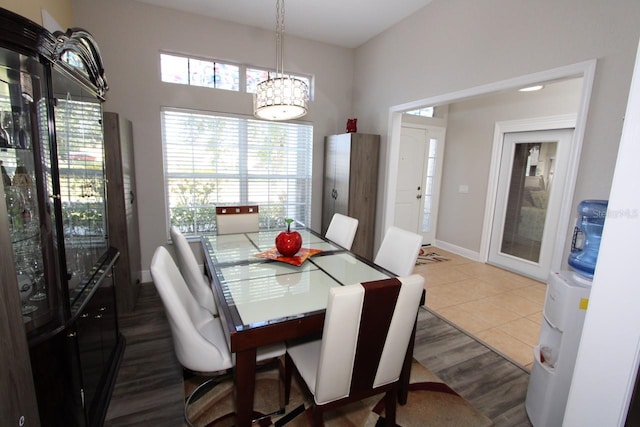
416, 194, 422, 199
130, 191, 135, 204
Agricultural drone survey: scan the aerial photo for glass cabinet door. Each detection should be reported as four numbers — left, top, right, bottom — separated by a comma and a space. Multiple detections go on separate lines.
0, 46, 58, 332
50, 65, 108, 305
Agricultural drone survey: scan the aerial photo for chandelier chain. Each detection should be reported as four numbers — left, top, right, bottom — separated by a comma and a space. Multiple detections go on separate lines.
275, 0, 286, 77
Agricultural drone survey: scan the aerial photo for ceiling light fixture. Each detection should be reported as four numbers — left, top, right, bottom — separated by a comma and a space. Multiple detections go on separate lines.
254, 0, 309, 121
519, 85, 544, 92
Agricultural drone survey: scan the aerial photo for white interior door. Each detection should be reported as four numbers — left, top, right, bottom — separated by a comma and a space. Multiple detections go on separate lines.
394, 125, 445, 245
488, 128, 573, 280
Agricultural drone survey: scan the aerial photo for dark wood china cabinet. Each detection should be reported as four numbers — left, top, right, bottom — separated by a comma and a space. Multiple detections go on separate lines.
0, 7, 125, 426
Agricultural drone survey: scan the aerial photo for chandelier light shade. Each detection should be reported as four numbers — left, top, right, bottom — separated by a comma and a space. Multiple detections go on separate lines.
254, 0, 309, 121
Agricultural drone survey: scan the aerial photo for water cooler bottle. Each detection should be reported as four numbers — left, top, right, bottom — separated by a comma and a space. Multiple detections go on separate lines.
525, 200, 607, 426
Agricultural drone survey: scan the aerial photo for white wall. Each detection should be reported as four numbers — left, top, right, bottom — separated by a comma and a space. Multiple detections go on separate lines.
353, 0, 640, 251
72, 0, 355, 270
564, 39, 640, 427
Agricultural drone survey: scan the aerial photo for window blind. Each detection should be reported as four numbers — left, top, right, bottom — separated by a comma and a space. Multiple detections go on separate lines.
162, 108, 313, 235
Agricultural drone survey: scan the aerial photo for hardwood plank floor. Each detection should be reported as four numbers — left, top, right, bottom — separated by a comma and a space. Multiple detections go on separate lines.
415, 308, 532, 426
105, 283, 532, 426
105, 283, 185, 426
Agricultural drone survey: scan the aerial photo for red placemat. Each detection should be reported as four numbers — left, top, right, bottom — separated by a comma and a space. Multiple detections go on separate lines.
254, 247, 323, 267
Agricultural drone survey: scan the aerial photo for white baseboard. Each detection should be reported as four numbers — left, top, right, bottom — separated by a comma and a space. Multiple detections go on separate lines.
433, 239, 482, 262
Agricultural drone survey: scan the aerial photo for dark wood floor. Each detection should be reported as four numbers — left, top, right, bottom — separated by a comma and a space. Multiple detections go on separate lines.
105, 283, 185, 426
105, 283, 532, 426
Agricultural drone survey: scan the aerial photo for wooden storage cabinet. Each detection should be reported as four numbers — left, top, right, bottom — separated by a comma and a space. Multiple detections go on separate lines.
0, 8, 124, 426
104, 112, 141, 315
322, 133, 379, 259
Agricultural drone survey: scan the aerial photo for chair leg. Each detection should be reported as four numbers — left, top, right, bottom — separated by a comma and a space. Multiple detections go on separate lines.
384, 387, 398, 427
311, 405, 325, 427
278, 355, 286, 410
283, 353, 293, 405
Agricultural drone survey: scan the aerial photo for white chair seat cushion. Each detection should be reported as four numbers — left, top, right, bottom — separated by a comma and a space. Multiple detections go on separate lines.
191, 316, 233, 371
287, 339, 322, 397
257, 342, 287, 362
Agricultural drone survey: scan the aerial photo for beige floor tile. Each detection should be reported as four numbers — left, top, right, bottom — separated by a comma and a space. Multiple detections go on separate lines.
511, 284, 547, 305
527, 311, 544, 324
497, 317, 541, 346
475, 328, 534, 367
511, 274, 545, 287
434, 306, 494, 334
449, 278, 512, 299
481, 293, 542, 316
455, 299, 522, 327
416, 265, 473, 287
425, 283, 478, 308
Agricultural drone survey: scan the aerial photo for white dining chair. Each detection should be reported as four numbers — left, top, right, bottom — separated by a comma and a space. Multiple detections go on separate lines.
170, 225, 217, 317
283, 274, 425, 426
374, 226, 423, 276
324, 213, 359, 250
216, 205, 259, 234
150, 246, 285, 426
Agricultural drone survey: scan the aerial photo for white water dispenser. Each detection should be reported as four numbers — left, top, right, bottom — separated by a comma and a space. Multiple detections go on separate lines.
525, 271, 592, 426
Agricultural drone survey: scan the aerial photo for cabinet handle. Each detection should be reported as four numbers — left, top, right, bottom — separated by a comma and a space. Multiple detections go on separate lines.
130, 191, 135, 204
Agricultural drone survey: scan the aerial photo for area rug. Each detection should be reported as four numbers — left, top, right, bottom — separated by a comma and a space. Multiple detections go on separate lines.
184, 360, 493, 426
416, 246, 449, 265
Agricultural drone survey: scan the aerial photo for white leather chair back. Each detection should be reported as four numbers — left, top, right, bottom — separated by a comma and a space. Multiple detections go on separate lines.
325, 213, 359, 250
216, 205, 259, 234
314, 274, 424, 405
374, 226, 423, 276
150, 246, 233, 372
170, 226, 217, 315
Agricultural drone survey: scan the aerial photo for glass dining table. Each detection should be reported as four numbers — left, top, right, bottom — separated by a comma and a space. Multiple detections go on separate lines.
201, 228, 422, 427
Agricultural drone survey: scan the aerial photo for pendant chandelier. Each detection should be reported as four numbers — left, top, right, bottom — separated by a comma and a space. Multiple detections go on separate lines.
253, 0, 309, 121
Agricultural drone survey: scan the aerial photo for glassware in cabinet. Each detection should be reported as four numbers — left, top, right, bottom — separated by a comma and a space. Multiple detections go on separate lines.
1, 49, 58, 332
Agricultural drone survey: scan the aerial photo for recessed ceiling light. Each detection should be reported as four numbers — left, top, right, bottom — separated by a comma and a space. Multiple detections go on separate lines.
519, 85, 544, 92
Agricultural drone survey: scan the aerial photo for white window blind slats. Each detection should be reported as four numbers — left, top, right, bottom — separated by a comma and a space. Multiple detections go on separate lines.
162, 108, 313, 234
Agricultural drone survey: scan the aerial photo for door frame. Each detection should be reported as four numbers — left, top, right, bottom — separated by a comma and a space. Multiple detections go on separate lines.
382, 60, 596, 260
485, 123, 575, 279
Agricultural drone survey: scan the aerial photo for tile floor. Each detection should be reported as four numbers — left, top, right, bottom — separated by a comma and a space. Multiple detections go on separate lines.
413, 247, 547, 371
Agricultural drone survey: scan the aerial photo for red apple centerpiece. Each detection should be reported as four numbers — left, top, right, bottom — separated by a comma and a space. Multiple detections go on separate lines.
275, 218, 302, 257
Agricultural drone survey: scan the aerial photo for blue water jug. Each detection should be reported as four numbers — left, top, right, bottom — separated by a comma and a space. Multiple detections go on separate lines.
568, 200, 608, 279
